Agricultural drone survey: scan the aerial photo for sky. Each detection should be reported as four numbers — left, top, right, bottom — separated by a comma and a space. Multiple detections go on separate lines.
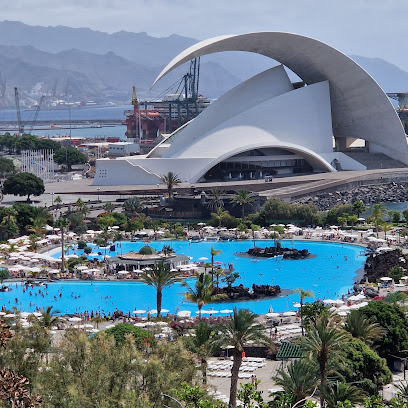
1, 0, 408, 70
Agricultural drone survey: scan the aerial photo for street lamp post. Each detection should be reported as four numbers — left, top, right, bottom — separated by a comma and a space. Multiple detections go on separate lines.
97, 187, 100, 202
51, 192, 54, 207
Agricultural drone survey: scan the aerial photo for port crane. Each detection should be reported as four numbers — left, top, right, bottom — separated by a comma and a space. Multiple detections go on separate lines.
14, 87, 44, 135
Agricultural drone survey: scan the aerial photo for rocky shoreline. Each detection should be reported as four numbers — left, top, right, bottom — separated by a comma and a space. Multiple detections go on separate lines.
292, 182, 408, 211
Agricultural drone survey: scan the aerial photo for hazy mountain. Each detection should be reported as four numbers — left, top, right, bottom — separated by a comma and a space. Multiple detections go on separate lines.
0, 20, 196, 68
0, 43, 241, 106
351, 55, 408, 93
0, 21, 406, 107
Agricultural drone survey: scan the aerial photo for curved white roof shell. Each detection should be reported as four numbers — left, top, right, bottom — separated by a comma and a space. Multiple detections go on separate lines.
93, 32, 407, 186
154, 32, 408, 164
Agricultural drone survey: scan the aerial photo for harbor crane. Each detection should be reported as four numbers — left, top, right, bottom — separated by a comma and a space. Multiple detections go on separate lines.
14, 87, 23, 134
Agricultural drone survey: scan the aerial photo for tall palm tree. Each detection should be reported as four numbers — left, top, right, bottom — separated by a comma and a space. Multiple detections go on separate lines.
343, 310, 385, 346
322, 381, 366, 408
292, 288, 314, 336
139, 262, 179, 317
371, 203, 386, 238
54, 217, 70, 273
211, 208, 229, 227
206, 188, 225, 212
217, 308, 270, 408
184, 321, 217, 384
352, 200, 366, 218
160, 172, 181, 199
231, 190, 255, 219
273, 359, 318, 403
210, 246, 222, 282
301, 314, 348, 408
182, 274, 223, 318
381, 221, 393, 240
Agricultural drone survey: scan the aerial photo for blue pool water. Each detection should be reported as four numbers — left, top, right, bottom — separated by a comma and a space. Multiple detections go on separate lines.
2, 240, 365, 315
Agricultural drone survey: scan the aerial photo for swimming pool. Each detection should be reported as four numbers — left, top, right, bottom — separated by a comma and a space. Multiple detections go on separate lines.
3, 240, 365, 315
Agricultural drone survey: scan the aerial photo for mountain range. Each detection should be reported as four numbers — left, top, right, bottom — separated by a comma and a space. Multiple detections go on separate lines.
0, 20, 406, 108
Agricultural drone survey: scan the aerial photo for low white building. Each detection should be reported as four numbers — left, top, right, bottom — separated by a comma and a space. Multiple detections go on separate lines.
108, 142, 140, 157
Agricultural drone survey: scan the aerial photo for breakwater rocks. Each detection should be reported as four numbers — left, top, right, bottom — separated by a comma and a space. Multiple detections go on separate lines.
213, 284, 281, 301
362, 248, 407, 283
247, 246, 311, 259
293, 182, 408, 211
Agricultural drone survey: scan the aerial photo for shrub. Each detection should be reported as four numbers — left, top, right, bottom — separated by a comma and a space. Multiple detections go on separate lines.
105, 323, 153, 348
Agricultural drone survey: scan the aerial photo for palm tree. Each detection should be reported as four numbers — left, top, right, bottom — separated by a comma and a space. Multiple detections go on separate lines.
182, 274, 223, 318
160, 171, 181, 199
210, 246, 222, 282
184, 321, 217, 384
0, 208, 19, 240
352, 200, 366, 218
273, 359, 318, 403
26, 216, 47, 235
217, 308, 270, 408
343, 310, 384, 346
371, 203, 386, 238
381, 221, 393, 240
322, 381, 366, 408
292, 288, 314, 336
231, 190, 255, 219
139, 262, 179, 317
123, 196, 143, 216
211, 207, 229, 227
250, 224, 260, 248
301, 314, 348, 408
35, 306, 61, 330
206, 188, 225, 212
103, 202, 115, 213
54, 217, 70, 273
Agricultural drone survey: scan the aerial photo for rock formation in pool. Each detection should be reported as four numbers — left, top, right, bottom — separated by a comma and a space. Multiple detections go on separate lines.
361, 248, 408, 283
212, 283, 281, 301
247, 246, 310, 259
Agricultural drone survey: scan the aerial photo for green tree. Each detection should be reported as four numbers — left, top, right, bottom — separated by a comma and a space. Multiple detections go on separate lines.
389, 266, 405, 283
54, 217, 70, 273
54, 147, 87, 171
371, 203, 387, 238
353, 200, 366, 218
0, 207, 19, 240
301, 301, 330, 330
360, 301, 408, 357
231, 190, 255, 219
0, 268, 9, 287
292, 288, 315, 336
403, 210, 408, 226
0, 157, 15, 178
339, 336, 392, 387
182, 274, 223, 318
211, 207, 229, 227
301, 313, 348, 408
160, 171, 181, 199
273, 359, 318, 403
139, 262, 179, 317
343, 310, 384, 347
3, 172, 45, 202
217, 308, 270, 408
